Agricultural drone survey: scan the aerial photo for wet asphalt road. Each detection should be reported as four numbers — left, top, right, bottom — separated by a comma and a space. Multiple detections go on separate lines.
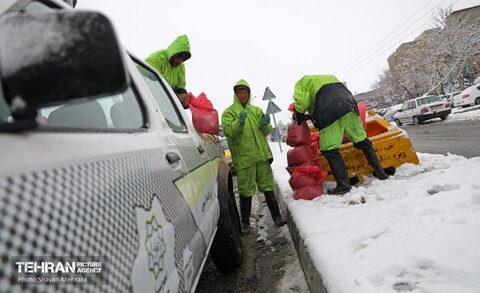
195, 191, 309, 293
398, 118, 480, 158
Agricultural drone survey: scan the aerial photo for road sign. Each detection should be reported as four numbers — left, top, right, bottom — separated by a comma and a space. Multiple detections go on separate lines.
262, 87, 276, 100
266, 100, 281, 114
262, 87, 282, 151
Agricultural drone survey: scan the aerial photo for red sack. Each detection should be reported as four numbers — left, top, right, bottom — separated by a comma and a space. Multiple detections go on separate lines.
288, 102, 296, 112
310, 142, 319, 158
286, 120, 310, 147
189, 92, 219, 134
293, 184, 323, 200
290, 165, 327, 189
287, 144, 314, 167
358, 101, 367, 131
289, 173, 317, 190
286, 161, 318, 175
285, 166, 296, 175
310, 132, 319, 158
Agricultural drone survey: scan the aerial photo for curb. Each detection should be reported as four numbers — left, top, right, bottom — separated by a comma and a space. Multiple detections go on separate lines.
453, 105, 480, 114
275, 183, 327, 293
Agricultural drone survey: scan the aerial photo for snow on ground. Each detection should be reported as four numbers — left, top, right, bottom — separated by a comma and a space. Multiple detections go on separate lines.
268, 108, 480, 293
448, 105, 480, 122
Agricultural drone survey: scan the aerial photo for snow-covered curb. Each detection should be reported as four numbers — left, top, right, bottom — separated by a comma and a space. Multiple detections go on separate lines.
271, 141, 480, 293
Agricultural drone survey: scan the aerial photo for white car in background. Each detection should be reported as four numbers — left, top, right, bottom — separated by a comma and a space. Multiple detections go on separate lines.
453, 84, 480, 107
474, 76, 480, 85
439, 91, 460, 108
394, 95, 451, 126
383, 103, 403, 122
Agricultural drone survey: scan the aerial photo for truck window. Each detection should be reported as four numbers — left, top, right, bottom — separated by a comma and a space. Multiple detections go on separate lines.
38, 87, 145, 130
134, 61, 187, 133
22, 1, 59, 13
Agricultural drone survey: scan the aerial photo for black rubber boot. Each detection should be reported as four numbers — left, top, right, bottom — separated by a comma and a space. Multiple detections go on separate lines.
264, 191, 286, 227
322, 149, 352, 195
354, 139, 389, 180
239, 196, 252, 235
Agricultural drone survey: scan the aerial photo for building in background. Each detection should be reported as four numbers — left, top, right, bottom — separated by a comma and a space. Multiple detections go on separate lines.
354, 90, 383, 109
388, 5, 480, 95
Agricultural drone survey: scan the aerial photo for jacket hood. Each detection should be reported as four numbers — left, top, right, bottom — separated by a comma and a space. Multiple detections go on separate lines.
166, 34, 191, 60
233, 79, 251, 107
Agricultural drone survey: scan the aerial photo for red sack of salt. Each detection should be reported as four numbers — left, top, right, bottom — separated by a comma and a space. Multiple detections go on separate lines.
286, 119, 310, 147
293, 184, 323, 200
189, 92, 219, 134
287, 144, 314, 167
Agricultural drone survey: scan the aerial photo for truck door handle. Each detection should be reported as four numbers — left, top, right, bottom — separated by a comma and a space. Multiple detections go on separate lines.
166, 152, 181, 164
197, 145, 205, 154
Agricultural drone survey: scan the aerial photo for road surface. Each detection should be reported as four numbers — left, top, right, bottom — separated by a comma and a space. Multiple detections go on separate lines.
399, 119, 480, 158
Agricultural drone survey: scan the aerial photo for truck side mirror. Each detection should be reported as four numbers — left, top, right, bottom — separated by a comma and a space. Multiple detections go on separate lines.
0, 11, 128, 129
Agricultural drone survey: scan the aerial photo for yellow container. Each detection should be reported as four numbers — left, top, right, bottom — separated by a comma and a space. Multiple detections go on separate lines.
315, 114, 419, 182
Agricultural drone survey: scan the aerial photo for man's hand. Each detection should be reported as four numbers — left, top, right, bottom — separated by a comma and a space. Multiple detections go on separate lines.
177, 93, 190, 109
239, 111, 248, 125
260, 114, 270, 126
294, 108, 305, 125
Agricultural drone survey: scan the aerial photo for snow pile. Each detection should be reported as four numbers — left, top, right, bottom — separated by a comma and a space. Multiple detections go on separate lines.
271, 143, 480, 293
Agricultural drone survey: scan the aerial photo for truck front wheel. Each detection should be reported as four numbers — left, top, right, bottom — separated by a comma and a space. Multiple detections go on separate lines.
210, 171, 243, 270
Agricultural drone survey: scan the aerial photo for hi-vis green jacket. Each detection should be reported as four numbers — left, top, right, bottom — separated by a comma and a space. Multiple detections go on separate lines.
221, 79, 273, 170
145, 35, 191, 93
294, 75, 358, 130
293, 75, 339, 115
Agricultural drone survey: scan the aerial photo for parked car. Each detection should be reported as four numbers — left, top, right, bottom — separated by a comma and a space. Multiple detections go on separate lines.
474, 76, 480, 85
453, 84, 480, 108
383, 103, 403, 122
393, 95, 451, 126
377, 107, 389, 117
0, 1, 242, 292
439, 91, 460, 108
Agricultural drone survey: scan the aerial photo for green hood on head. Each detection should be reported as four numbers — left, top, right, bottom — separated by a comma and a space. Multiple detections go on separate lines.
233, 79, 251, 107
166, 34, 191, 61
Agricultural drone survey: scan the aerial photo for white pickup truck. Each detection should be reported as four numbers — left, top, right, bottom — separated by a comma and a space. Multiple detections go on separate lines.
0, 1, 243, 292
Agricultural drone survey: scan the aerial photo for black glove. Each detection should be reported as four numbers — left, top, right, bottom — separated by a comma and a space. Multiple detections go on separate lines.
294, 108, 305, 125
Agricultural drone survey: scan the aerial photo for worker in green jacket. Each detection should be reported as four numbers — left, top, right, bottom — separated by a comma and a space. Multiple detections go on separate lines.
222, 79, 286, 234
145, 34, 191, 109
293, 75, 388, 195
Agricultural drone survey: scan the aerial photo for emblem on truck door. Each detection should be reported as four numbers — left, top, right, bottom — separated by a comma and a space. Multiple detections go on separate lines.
132, 195, 179, 293
145, 215, 166, 279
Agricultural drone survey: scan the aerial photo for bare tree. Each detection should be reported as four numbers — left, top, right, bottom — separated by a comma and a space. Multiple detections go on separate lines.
432, 7, 480, 91
393, 28, 442, 97
372, 68, 406, 105
388, 6, 480, 97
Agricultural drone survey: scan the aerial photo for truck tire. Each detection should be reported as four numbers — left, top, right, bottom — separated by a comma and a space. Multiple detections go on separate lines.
210, 168, 243, 271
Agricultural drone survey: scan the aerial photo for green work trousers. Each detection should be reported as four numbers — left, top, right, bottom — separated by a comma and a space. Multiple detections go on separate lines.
319, 112, 367, 151
236, 160, 274, 197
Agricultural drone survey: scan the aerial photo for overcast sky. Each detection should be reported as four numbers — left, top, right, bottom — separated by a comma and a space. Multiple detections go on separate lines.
78, 0, 479, 123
